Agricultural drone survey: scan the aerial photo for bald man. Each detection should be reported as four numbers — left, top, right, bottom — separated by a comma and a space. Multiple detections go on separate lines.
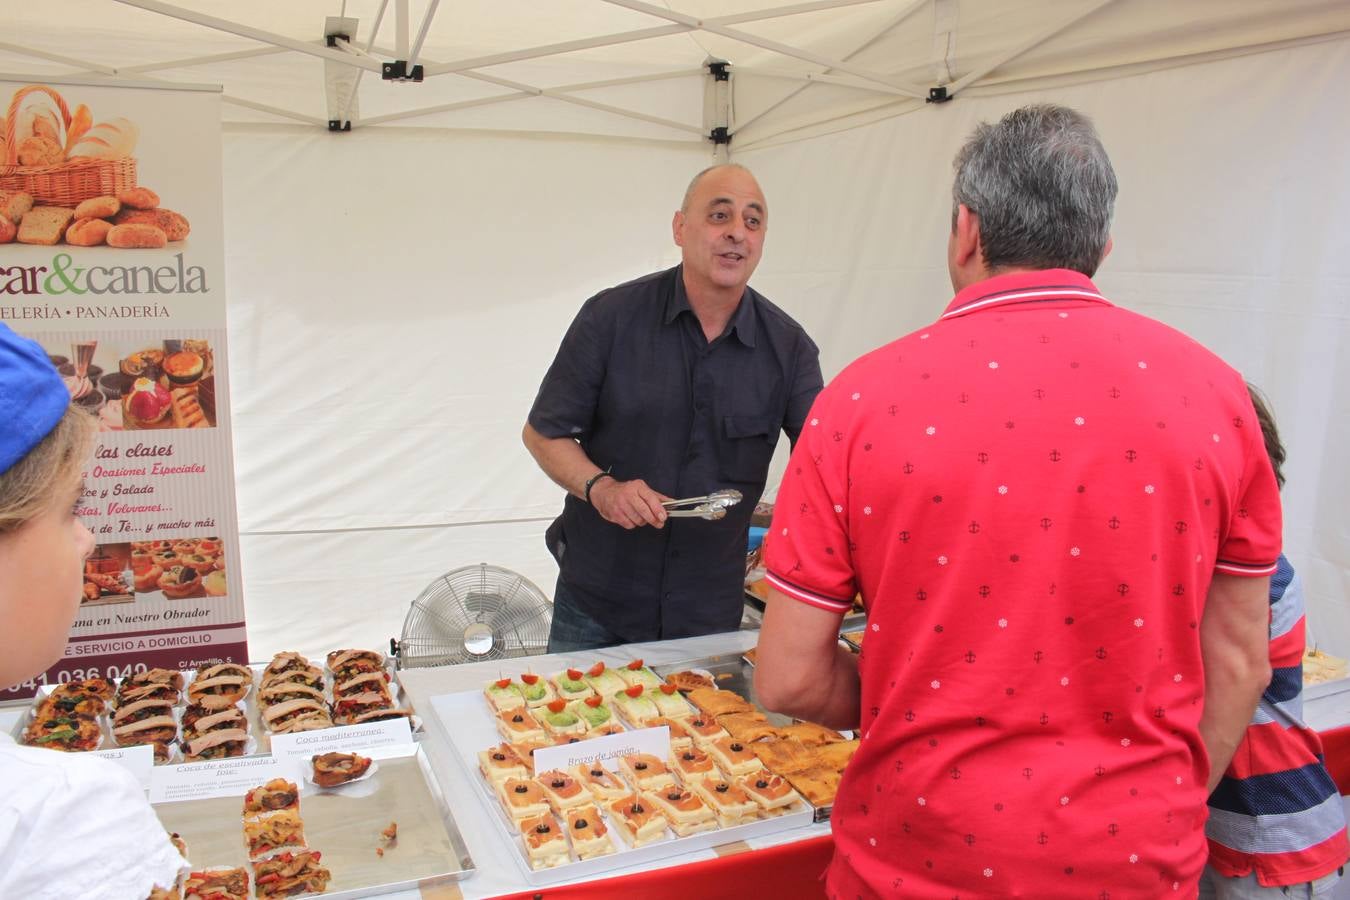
524, 165, 823, 651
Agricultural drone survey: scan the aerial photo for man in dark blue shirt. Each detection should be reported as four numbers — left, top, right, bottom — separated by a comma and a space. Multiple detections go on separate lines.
523, 164, 823, 651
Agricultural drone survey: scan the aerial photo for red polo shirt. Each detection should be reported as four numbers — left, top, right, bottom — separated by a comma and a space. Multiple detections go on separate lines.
765, 269, 1282, 898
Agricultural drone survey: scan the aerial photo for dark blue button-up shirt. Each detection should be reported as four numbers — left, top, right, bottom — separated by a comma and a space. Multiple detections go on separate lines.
528, 265, 822, 642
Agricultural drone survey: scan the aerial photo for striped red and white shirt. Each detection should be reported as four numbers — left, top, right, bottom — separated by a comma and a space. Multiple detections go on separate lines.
766, 268, 1283, 897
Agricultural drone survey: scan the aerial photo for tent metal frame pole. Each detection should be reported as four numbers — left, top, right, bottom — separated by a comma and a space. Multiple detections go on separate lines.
738, 66, 920, 96
408, 0, 441, 72
733, 0, 928, 134
358, 91, 534, 126
109, 0, 385, 73
556, 68, 705, 93
222, 95, 328, 126
948, 0, 1118, 94
0, 41, 118, 75
462, 70, 704, 134
394, 0, 410, 61
600, 0, 919, 95
422, 0, 879, 77
115, 46, 289, 75
337, 0, 394, 125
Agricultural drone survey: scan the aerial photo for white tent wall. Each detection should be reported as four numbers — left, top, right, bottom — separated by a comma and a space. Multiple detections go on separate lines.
222, 126, 709, 655
741, 36, 1350, 652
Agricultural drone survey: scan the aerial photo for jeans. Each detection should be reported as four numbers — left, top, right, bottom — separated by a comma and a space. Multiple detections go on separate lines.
1198, 865, 1344, 899
547, 578, 628, 653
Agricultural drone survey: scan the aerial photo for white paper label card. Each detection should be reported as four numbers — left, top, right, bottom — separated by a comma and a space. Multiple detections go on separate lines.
151, 755, 292, 804
92, 743, 155, 790
268, 717, 414, 762
534, 725, 670, 775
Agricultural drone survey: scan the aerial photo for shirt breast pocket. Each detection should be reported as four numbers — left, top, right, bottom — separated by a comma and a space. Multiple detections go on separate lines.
719, 415, 779, 485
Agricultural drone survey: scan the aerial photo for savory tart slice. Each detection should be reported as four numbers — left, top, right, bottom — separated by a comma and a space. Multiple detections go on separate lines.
111, 701, 178, 748
565, 804, 614, 859
23, 714, 102, 752
689, 776, 761, 827
495, 707, 546, 743
498, 777, 551, 821
54, 677, 116, 702
645, 716, 693, 753
331, 690, 396, 725
607, 794, 668, 848
479, 744, 529, 784
182, 728, 249, 761
539, 699, 587, 737
813, 738, 861, 771
649, 683, 695, 719
616, 659, 663, 690
262, 698, 332, 733
260, 662, 323, 692
581, 661, 627, 698
536, 769, 591, 812
333, 670, 393, 699
188, 663, 253, 704
664, 670, 716, 692
617, 753, 677, 792
708, 736, 765, 777
551, 667, 595, 702
243, 778, 300, 816
670, 747, 717, 782
643, 787, 717, 837
326, 648, 385, 681
716, 710, 778, 743
243, 809, 307, 860
181, 704, 247, 741
611, 685, 660, 727
37, 685, 106, 718
737, 772, 804, 815
261, 651, 312, 680
183, 867, 249, 900
775, 721, 847, 746
572, 763, 629, 803
252, 850, 330, 898
569, 695, 614, 731
518, 813, 570, 869
484, 677, 525, 712
516, 673, 557, 709
115, 668, 183, 706
687, 686, 754, 719
311, 751, 373, 788
267, 708, 334, 735
256, 681, 326, 711
783, 765, 843, 807
685, 715, 731, 748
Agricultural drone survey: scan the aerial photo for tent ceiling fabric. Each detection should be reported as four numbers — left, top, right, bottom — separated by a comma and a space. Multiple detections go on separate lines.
5, 0, 1349, 145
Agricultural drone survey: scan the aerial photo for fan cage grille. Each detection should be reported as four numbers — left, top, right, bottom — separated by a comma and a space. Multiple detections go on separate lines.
397, 564, 551, 668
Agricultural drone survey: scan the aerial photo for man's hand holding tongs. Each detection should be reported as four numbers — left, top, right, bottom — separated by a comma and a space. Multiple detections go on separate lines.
589, 477, 671, 530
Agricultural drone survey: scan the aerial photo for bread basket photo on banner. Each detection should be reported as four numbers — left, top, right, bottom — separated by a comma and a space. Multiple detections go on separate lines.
1, 83, 191, 249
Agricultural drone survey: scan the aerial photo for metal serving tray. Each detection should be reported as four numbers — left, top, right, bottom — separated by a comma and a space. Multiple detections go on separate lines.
155, 744, 475, 897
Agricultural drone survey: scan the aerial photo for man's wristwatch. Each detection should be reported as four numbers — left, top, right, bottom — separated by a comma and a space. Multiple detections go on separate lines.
583, 469, 614, 506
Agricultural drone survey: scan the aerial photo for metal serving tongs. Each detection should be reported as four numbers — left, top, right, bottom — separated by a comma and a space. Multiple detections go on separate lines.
661, 489, 744, 521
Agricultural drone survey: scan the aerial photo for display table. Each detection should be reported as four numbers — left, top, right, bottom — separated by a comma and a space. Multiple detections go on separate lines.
395, 629, 834, 899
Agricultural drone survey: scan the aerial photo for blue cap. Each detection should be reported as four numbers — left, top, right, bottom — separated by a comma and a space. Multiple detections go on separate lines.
0, 323, 71, 475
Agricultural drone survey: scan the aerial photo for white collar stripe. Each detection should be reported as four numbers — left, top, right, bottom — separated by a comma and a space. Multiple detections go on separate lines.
942, 288, 1106, 319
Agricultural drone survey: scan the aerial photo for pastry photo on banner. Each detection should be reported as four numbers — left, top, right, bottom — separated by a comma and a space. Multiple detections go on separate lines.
0, 83, 191, 250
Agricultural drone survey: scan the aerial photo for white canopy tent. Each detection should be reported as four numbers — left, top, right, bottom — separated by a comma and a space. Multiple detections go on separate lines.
5, 1, 1349, 661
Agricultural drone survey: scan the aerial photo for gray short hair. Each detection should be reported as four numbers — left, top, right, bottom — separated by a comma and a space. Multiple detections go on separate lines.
952, 104, 1117, 277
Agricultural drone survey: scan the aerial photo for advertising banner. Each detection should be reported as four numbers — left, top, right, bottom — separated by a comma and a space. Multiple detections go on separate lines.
0, 75, 245, 698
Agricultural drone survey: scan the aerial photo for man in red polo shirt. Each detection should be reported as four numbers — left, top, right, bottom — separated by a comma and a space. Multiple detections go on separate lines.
756, 104, 1282, 897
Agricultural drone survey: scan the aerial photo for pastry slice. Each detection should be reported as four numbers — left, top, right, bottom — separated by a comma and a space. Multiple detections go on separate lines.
332, 690, 396, 725
263, 698, 331, 733
112, 710, 177, 749
479, 744, 528, 784
260, 662, 323, 692
507, 741, 552, 777
643, 787, 717, 837
517, 673, 557, 709
551, 667, 595, 702
569, 695, 614, 731
717, 710, 778, 743
664, 670, 716, 692
814, 738, 861, 771
326, 648, 385, 680
646, 716, 693, 754
572, 763, 629, 803
187, 664, 252, 706
495, 707, 546, 743
686, 715, 731, 748
616, 659, 663, 690
243, 779, 299, 815
183, 867, 249, 900
498, 777, 550, 821
333, 669, 392, 699
538, 699, 586, 737
709, 736, 765, 777
252, 850, 330, 898
518, 813, 570, 869
536, 769, 591, 813
607, 794, 668, 848
311, 751, 373, 788
689, 776, 760, 827
243, 809, 306, 860
23, 714, 102, 752
783, 765, 843, 807
687, 686, 754, 718
775, 721, 847, 747
181, 727, 249, 762
581, 661, 627, 698
565, 804, 614, 859
256, 681, 326, 711
617, 753, 677, 792
484, 677, 526, 711
649, 683, 695, 719
750, 738, 816, 777
670, 747, 717, 782
612, 684, 661, 727
737, 772, 804, 815
268, 708, 334, 735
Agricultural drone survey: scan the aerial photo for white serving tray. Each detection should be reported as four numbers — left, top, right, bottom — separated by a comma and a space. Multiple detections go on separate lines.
430, 690, 813, 886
